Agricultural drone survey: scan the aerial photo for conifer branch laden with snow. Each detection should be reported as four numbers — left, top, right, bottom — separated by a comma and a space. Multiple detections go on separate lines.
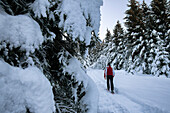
0, 0, 102, 112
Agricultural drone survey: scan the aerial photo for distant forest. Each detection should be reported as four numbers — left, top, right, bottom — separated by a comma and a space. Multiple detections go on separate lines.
89, 0, 169, 77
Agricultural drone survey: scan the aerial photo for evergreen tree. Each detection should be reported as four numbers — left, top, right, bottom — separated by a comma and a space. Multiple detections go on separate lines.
105, 28, 112, 43
113, 21, 124, 46
88, 34, 102, 66
90, 28, 115, 69
130, 0, 155, 74
140, 0, 159, 75
138, 0, 151, 74
124, 0, 141, 42
124, 0, 143, 72
112, 21, 125, 70
150, 0, 170, 77
151, 0, 169, 40
165, 1, 170, 54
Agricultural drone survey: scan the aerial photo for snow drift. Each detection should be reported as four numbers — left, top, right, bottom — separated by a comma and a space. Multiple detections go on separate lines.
65, 58, 99, 113
0, 60, 55, 113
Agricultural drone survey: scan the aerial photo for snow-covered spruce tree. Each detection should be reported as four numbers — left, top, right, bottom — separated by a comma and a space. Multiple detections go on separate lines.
122, 0, 169, 76
166, 1, 170, 77
89, 29, 112, 69
102, 29, 114, 66
112, 21, 125, 70
98, 21, 126, 70
124, 0, 143, 73
139, 0, 153, 74
124, 0, 156, 74
92, 29, 115, 70
150, 0, 169, 41
103, 29, 113, 60
139, 1, 166, 75
92, 55, 107, 69
88, 33, 102, 66
150, 0, 170, 77
0, 0, 103, 112
165, 1, 170, 54
105, 28, 112, 44
127, 1, 154, 74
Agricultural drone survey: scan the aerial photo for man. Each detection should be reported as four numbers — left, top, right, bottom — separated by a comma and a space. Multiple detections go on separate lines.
104, 63, 115, 94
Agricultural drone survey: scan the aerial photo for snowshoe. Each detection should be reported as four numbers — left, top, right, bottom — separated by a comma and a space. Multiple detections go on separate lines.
111, 91, 114, 94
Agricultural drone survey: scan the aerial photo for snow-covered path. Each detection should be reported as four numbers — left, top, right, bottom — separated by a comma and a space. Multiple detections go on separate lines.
87, 68, 170, 113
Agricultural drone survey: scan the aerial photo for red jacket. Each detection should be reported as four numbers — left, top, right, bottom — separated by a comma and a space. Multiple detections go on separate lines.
104, 66, 114, 78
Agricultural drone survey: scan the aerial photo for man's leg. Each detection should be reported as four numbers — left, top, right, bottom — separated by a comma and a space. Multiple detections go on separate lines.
110, 76, 114, 93
107, 76, 110, 90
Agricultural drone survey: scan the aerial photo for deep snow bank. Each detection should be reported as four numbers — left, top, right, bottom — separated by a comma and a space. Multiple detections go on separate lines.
0, 60, 55, 113
65, 58, 99, 113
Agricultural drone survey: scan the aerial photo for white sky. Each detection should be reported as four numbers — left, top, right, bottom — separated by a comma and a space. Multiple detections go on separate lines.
99, 0, 151, 40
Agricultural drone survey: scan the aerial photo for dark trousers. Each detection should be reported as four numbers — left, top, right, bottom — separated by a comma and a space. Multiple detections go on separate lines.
107, 75, 114, 91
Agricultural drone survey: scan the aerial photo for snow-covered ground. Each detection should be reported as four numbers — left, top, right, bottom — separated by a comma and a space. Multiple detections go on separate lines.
87, 68, 170, 113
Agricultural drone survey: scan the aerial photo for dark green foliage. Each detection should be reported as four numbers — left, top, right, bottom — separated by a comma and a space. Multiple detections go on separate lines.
42, 41, 85, 112
105, 29, 112, 43
112, 21, 125, 70
88, 34, 103, 66
151, 0, 169, 39
113, 21, 124, 46
0, 41, 28, 68
124, 0, 142, 58
0, 0, 34, 15
149, 0, 169, 76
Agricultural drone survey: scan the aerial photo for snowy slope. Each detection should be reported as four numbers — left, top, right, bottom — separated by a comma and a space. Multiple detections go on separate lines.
87, 68, 170, 113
